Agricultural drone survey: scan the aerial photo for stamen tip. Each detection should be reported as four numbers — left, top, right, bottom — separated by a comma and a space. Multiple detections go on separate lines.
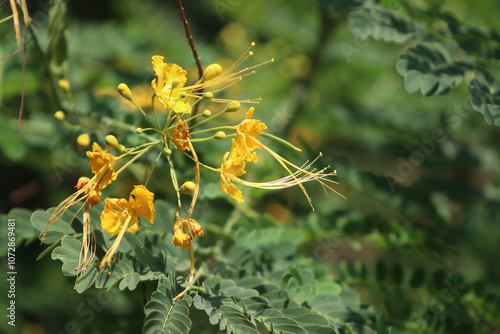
249, 51, 254, 56
251, 41, 256, 46
271, 58, 275, 63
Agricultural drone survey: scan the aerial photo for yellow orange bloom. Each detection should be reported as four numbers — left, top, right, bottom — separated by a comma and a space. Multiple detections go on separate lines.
100, 185, 155, 269
87, 142, 117, 188
234, 107, 267, 162
219, 140, 248, 203
151, 55, 192, 114
172, 217, 204, 250
219, 109, 342, 207
100, 185, 155, 236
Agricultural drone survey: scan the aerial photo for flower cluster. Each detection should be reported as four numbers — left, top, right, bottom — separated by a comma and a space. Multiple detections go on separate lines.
46, 43, 340, 298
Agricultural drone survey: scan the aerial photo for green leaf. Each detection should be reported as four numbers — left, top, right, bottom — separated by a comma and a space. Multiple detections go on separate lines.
349, 5, 418, 43
468, 71, 500, 126
143, 277, 192, 334
396, 42, 472, 96
31, 206, 78, 244
0, 117, 26, 162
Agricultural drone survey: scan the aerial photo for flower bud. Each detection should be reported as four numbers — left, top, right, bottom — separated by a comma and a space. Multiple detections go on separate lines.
163, 147, 172, 156
136, 127, 143, 134
202, 64, 222, 81
58, 79, 71, 93
203, 92, 213, 100
202, 109, 212, 117
225, 101, 241, 113
54, 111, 65, 122
105, 135, 119, 149
77, 134, 91, 150
180, 92, 187, 98
214, 131, 226, 140
179, 181, 196, 195
117, 83, 133, 101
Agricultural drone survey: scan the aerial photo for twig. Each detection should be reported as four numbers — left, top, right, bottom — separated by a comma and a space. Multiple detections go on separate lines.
175, 0, 203, 79
174, 0, 204, 126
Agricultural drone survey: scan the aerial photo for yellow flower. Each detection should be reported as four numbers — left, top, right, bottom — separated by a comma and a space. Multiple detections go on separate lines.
234, 107, 267, 163
43, 142, 119, 241
219, 109, 343, 207
151, 44, 273, 113
86, 142, 117, 188
101, 185, 155, 236
172, 217, 204, 250
100, 185, 155, 269
219, 140, 248, 203
151, 55, 192, 114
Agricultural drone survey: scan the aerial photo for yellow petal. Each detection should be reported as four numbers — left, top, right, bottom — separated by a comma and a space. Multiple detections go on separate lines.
130, 185, 155, 223
171, 100, 192, 114
152, 55, 165, 79
226, 183, 244, 203
219, 174, 244, 203
101, 198, 129, 236
164, 63, 187, 88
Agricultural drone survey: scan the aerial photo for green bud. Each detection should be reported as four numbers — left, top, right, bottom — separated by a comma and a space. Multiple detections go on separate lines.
202, 109, 212, 117
116, 144, 127, 154
203, 92, 213, 100
214, 131, 226, 140
54, 111, 65, 122
163, 147, 172, 156
225, 101, 241, 113
179, 181, 196, 195
117, 83, 133, 101
180, 92, 187, 98
105, 135, 119, 149
202, 64, 222, 81
136, 127, 143, 134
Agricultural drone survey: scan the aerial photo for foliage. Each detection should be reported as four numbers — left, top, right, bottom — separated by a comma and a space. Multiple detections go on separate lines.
2, 0, 500, 334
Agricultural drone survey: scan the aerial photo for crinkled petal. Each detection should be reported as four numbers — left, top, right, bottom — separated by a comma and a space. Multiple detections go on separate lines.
226, 183, 244, 203
172, 222, 190, 249
86, 143, 117, 187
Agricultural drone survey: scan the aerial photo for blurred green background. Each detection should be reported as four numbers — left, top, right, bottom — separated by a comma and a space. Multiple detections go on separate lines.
1, 0, 500, 333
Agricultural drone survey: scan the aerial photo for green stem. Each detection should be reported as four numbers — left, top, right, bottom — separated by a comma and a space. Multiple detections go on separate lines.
166, 154, 182, 211
144, 149, 163, 187
0, 14, 14, 24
